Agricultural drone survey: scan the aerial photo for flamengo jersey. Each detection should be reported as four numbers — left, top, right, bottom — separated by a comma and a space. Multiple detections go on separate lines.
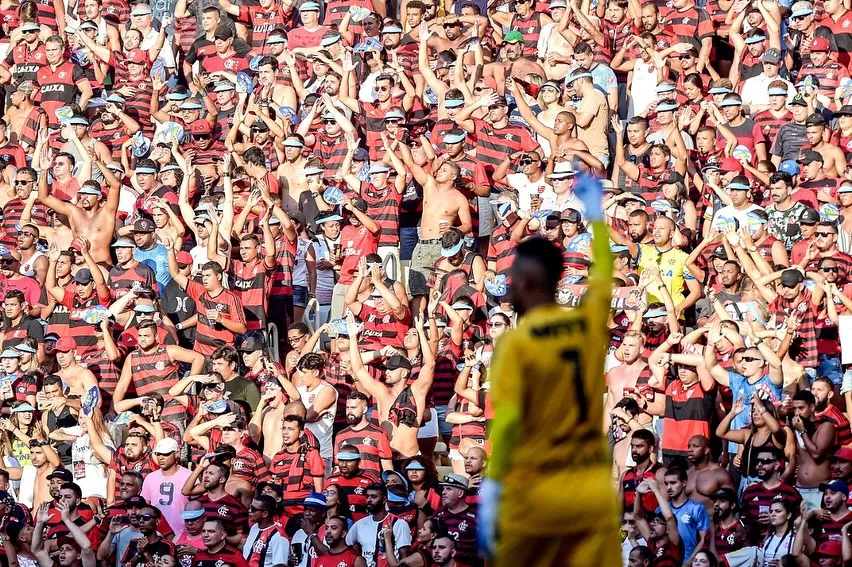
35, 61, 86, 128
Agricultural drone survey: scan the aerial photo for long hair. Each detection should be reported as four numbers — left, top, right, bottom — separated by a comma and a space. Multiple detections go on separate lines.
404, 455, 440, 491
325, 483, 353, 522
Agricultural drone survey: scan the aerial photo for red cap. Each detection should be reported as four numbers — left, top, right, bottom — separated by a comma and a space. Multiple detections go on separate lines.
54, 337, 75, 353
719, 156, 744, 174
189, 120, 211, 135
817, 540, 842, 556
833, 447, 852, 462
126, 48, 148, 65
810, 37, 830, 52
176, 251, 192, 266
119, 334, 138, 349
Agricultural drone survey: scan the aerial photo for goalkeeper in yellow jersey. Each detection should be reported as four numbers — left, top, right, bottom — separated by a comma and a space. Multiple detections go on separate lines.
478, 174, 621, 566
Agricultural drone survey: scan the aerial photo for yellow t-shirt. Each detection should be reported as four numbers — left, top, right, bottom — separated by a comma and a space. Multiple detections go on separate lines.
637, 243, 692, 304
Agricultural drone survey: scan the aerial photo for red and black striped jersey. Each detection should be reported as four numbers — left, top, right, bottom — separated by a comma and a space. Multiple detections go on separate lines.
112, 75, 155, 135
229, 259, 274, 332
324, 471, 379, 520
661, 379, 715, 456
129, 345, 185, 422
89, 119, 130, 162
186, 280, 246, 356
471, 118, 538, 176
334, 423, 392, 477
108, 261, 157, 300
194, 493, 249, 534
35, 61, 87, 129
269, 447, 325, 514
741, 481, 802, 526
4, 42, 46, 84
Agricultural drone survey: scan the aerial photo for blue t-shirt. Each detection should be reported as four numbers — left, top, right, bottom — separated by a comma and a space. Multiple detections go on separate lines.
134, 243, 172, 292
727, 371, 782, 452
659, 498, 709, 562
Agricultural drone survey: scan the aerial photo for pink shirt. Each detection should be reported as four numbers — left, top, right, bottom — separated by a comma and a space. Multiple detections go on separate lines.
141, 466, 194, 536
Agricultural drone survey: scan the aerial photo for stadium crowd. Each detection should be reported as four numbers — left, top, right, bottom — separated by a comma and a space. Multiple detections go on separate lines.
7, 0, 852, 565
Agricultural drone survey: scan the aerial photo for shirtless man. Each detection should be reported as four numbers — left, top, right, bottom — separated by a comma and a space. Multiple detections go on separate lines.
346, 313, 434, 459
509, 78, 604, 172
37, 142, 119, 265
604, 331, 650, 431
389, 137, 471, 303
54, 339, 99, 402
5, 441, 61, 509
17, 223, 48, 286
483, 31, 546, 94
685, 435, 735, 515
791, 389, 836, 510
4, 81, 46, 155
251, 383, 302, 462
804, 114, 846, 179
276, 136, 309, 210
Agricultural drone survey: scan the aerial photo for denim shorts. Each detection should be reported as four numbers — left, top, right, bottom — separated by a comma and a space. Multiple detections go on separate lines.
435, 404, 453, 438
818, 354, 843, 386
292, 285, 308, 308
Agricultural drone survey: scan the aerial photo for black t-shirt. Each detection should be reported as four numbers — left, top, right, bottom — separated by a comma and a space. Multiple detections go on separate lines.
2, 316, 43, 348
161, 279, 197, 349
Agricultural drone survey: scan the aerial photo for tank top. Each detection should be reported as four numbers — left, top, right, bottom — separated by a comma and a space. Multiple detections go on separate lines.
293, 237, 310, 287
18, 251, 44, 277
761, 530, 794, 565
311, 237, 337, 304
741, 431, 782, 477
296, 381, 337, 459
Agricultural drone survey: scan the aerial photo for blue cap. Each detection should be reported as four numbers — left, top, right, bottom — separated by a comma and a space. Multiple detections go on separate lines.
838, 183, 852, 194
726, 181, 750, 191
12, 403, 36, 412
655, 83, 676, 94
213, 81, 235, 93
303, 492, 328, 507
444, 98, 464, 108
566, 72, 592, 83
266, 34, 287, 45
450, 301, 474, 311
441, 240, 464, 257
14, 344, 36, 354
820, 479, 850, 494
540, 81, 560, 91
382, 24, 403, 33
166, 91, 190, 101
77, 185, 103, 196
369, 163, 390, 174
303, 166, 324, 176
161, 163, 182, 173
135, 166, 157, 175
656, 101, 678, 112
67, 116, 89, 126
384, 109, 406, 121
610, 244, 630, 253
381, 470, 409, 490
321, 33, 341, 47
337, 451, 360, 460
181, 508, 206, 520
134, 304, 156, 313
316, 214, 343, 224
443, 131, 466, 144
19, 22, 39, 32
283, 136, 304, 148
0, 349, 20, 359
179, 100, 202, 110
353, 37, 383, 52
299, 1, 320, 10
779, 160, 800, 175
105, 93, 126, 104
719, 95, 743, 107
744, 33, 766, 44
767, 87, 788, 96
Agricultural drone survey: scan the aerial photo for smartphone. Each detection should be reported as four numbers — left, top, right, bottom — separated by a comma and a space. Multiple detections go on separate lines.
291, 543, 303, 562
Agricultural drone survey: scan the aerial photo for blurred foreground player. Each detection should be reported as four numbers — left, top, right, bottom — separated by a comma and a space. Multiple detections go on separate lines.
478, 175, 620, 566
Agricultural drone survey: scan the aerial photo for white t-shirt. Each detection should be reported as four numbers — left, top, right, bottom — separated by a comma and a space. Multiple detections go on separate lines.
345, 514, 412, 567
243, 524, 291, 567
141, 466, 194, 535
68, 430, 114, 499
141, 28, 175, 69
506, 172, 554, 212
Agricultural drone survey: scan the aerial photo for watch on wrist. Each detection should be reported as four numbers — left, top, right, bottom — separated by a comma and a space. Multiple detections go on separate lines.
747, 245, 757, 252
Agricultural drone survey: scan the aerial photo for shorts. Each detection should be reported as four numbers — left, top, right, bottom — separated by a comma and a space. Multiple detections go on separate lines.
797, 486, 823, 511
417, 407, 438, 439
818, 354, 842, 386
293, 285, 308, 308
435, 404, 453, 438
408, 240, 442, 297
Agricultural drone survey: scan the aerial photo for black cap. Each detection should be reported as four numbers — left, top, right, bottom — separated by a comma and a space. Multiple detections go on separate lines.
213, 24, 233, 40
836, 105, 852, 117
0, 491, 14, 507
47, 468, 73, 482
710, 487, 738, 502
780, 269, 805, 287
351, 197, 368, 212
384, 355, 412, 371
238, 336, 266, 353
710, 245, 728, 259
798, 149, 824, 164
560, 208, 581, 223
73, 268, 94, 285
800, 207, 820, 225
789, 94, 808, 107
250, 119, 270, 132
132, 218, 156, 233
126, 495, 148, 507
805, 112, 826, 126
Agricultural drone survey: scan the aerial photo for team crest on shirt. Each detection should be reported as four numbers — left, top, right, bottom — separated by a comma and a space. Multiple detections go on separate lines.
217, 505, 229, 516
526, 27, 535, 32
845, 19, 851, 27
337, 562, 347, 567
354, 486, 364, 494
680, 513, 692, 524
233, 460, 245, 470
828, 72, 835, 80
362, 437, 374, 445
459, 520, 468, 531
683, 17, 690, 24
155, 360, 165, 370
252, 540, 266, 553
215, 561, 225, 567
58, 71, 66, 79
504, 133, 513, 140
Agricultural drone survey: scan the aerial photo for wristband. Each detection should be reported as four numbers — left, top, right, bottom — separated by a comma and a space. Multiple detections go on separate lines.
176, 322, 183, 331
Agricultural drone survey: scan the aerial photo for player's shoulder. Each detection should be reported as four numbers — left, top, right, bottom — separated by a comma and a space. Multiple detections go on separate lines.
513, 304, 587, 339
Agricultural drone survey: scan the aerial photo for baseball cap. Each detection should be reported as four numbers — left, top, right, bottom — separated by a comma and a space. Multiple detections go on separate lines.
283, 136, 304, 148
709, 245, 728, 260
779, 160, 801, 175
299, 1, 320, 10
73, 269, 94, 285
800, 207, 820, 224
788, 94, 808, 107
381, 24, 403, 33
126, 48, 148, 65
19, 22, 39, 32
181, 508, 206, 520
762, 48, 782, 65
320, 32, 341, 47
443, 98, 465, 108
817, 540, 842, 557
47, 469, 73, 481
719, 157, 744, 174
656, 100, 678, 112
111, 237, 135, 249
130, 4, 152, 15
560, 208, 581, 223
710, 487, 737, 502
176, 251, 193, 266
0, 349, 20, 359
805, 113, 826, 126
11, 403, 36, 412
133, 304, 155, 313
238, 336, 265, 353
440, 473, 469, 490
132, 219, 156, 233
353, 148, 369, 161
720, 94, 744, 107
810, 36, 830, 51
503, 30, 524, 43
337, 448, 361, 461
836, 105, 852, 117
212, 81, 235, 93
303, 492, 328, 507
832, 447, 852, 461
798, 149, 823, 164
405, 460, 426, 471
779, 269, 805, 287
77, 184, 102, 196
819, 479, 850, 494
708, 85, 732, 95
384, 355, 412, 371
727, 176, 751, 191
743, 32, 766, 44
180, 98, 203, 110
189, 120, 211, 135
213, 24, 233, 40
443, 129, 467, 144
126, 495, 147, 507
153, 438, 179, 455
369, 163, 390, 174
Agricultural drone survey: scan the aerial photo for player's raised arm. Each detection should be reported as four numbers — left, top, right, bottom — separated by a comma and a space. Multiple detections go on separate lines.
576, 174, 612, 318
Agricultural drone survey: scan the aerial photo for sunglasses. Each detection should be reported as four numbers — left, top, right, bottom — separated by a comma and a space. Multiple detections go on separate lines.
822, 266, 839, 272
248, 506, 264, 512
488, 321, 506, 328
322, 119, 335, 124
376, 86, 390, 92
792, 14, 809, 20
756, 458, 777, 465
739, 356, 761, 363
14, 179, 32, 185
138, 514, 155, 521
519, 159, 533, 165
678, 54, 693, 60
193, 133, 211, 139
815, 231, 835, 237
221, 426, 238, 432
18, 232, 37, 238
487, 104, 503, 111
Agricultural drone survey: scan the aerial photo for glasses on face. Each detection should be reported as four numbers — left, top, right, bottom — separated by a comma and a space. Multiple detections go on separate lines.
193, 133, 211, 140
288, 334, 307, 343
473, 86, 484, 92
756, 458, 777, 465
14, 179, 32, 185
487, 321, 506, 328
678, 54, 692, 60
221, 426, 237, 432
248, 506, 263, 512
739, 356, 761, 363
19, 231, 37, 238
519, 159, 533, 165
792, 14, 808, 20
487, 105, 502, 111
815, 231, 834, 237
23, 30, 37, 35
376, 86, 390, 92
822, 266, 839, 273
139, 514, 155, 521
322, 119, 335, 124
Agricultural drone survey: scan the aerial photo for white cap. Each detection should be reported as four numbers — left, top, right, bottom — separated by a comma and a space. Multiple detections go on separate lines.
153, 438, 179, 454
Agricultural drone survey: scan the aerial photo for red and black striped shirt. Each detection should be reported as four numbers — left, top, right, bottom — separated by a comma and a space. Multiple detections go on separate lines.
334, 423, 392, 477
129, 345, 186, 422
